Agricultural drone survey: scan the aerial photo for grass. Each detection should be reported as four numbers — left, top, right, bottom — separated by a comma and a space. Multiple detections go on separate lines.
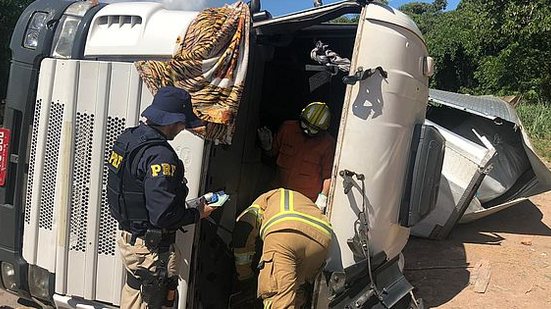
516, 102, 551, 162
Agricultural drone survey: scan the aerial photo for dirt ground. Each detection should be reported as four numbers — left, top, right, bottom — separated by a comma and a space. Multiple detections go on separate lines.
404, 191, 551, 309
1, 192, 550, 308
0, 290, 28, 308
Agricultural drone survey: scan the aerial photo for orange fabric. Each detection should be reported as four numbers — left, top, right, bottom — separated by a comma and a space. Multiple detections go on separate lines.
270, 121, 335, 201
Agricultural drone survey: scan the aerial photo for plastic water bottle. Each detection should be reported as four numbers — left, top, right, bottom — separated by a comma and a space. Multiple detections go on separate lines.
203, 192, 219, 204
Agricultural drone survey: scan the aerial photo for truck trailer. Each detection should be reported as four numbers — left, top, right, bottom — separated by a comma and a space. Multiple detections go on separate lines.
0, 0, 441, 307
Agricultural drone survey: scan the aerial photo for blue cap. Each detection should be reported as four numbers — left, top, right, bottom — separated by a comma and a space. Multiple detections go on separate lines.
141, 86, 204, 128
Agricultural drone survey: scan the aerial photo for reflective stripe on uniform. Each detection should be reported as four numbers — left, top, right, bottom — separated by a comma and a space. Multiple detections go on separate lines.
279, 188, 293, 212
236, 204, 264, 223
234, 252, 255, 265
260, 189, 331, 240
260, 212, 332, 239
263, 299, 272, 309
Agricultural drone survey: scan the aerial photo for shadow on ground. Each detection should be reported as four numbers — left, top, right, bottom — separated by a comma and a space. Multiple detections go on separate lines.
403, 199, 550, 307
459, 199, 551, 241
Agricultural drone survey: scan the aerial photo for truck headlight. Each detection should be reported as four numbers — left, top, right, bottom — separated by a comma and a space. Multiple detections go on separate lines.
51, 15, 81, 58
23, 12, 48, 49
51, 1, 95, 58
28, 265, 51, 301
1, 262, 17, 291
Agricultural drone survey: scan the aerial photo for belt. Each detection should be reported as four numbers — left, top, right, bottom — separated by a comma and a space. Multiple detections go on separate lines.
127, 271, 142, 290
121, 230, 176, 247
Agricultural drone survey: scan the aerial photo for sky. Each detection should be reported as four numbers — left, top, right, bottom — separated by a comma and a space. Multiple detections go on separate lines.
259, 0, 460, 16
106, 0, 461, 16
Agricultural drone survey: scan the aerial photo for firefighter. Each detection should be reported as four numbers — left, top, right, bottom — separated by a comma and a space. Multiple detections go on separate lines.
107, 86, 215, 309
257, 102, 336, 207
232, 188, 332, 308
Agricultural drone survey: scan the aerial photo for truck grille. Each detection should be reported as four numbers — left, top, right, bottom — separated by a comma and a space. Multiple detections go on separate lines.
39, 102, 64, 230
69, 112, 95, 252
99, 116, 126, 256
25, 99, 42, 224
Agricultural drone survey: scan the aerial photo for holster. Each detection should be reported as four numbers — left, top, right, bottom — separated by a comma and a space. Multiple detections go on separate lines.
129, 266, 178, 308
126, 232, 178, 308
144, 229, 176, 252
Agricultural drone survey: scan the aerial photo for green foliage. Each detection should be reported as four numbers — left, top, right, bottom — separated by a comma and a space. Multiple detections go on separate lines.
400, 0, 551, 159
516, 102, 551, 161
432, 0, 447, 11
400, 0, 551, 104
330, 14, 360, 24
400, 2, 435, 15
0, 0, 33, 99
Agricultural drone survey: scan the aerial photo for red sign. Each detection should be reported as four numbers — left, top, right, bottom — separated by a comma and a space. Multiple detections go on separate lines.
0, 128, 11, 186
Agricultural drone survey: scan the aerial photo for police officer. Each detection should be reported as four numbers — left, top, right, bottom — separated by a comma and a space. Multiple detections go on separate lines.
232, 188, 332, 308
107, 86, 215, 309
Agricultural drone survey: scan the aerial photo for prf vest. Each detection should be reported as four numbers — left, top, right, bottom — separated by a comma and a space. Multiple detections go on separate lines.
107, 127, 173, 231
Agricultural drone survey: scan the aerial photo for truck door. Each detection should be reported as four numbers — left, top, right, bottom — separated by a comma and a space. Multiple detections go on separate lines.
327, 2, 432, 269
322, 3, 435, 308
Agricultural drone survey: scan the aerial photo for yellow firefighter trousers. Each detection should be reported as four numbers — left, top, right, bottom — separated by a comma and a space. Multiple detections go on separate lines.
117, 231, 180, 309
258, 231, 329, 309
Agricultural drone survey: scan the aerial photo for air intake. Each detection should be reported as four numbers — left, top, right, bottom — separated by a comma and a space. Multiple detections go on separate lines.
97, 15, 142, 28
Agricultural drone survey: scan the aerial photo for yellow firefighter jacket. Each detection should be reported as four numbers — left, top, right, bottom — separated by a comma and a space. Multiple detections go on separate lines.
233, 188, 332, 280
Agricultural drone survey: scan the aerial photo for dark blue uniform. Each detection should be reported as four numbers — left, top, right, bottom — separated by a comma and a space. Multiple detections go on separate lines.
137, 127, 199, 230
114, 123, 199, 236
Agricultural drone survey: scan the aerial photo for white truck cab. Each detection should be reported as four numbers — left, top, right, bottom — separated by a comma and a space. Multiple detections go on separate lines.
0, 1, 441, 308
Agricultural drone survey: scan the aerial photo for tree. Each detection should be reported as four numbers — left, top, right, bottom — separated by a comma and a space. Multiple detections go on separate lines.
432, 0, 447, 11
330, 14, 359, 24
400, 0, 551, 103
399, 0, 448, 37
0, 0, 33, 100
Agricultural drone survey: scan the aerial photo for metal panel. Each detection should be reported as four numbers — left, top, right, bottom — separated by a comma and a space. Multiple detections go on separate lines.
327, 4, 429, 271
24, 100, 41, 226
94, 62, 141, 304
24, 59, 206, 306
83, 62, 112, 300
411, 120, 495, 238
33, 60, 79, 278
171, 131, 205, 309
52, 60, 80, 294
64, 61, 111, 299
84, 3, 198, 57
430, 86, 551, 196
429, 89, 518, 123
98, 116, 125, 257
23, 58, 57, 266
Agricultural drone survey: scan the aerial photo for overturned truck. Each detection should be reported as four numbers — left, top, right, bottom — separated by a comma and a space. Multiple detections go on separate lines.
413, 89, 551, 239
2, 0, 546, 308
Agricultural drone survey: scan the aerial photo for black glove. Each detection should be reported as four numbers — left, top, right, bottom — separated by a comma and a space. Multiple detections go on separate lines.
230, 278, 258, 308
236, 278, 256, 295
